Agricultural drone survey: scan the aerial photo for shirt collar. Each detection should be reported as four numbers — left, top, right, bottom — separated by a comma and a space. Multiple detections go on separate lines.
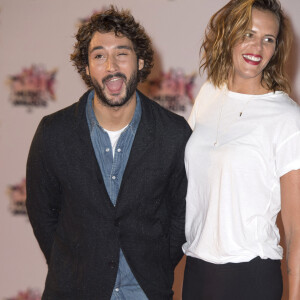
86, 90, 142, 133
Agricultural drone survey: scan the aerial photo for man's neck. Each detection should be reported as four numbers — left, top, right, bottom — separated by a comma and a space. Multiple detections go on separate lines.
93, 94, 137, 131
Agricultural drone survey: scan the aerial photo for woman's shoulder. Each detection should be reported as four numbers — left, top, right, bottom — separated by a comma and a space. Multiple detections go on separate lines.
199, 80, 221, 94
194, 80, 222, 104
270, 92, 300, 117
269, 93, 300, 144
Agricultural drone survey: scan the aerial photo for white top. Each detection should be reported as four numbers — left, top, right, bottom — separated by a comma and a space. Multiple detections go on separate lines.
105, 125, 128, 158
183, 81, 300, 264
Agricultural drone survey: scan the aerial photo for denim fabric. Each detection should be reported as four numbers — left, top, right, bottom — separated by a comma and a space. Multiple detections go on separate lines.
86, 90, 148, 300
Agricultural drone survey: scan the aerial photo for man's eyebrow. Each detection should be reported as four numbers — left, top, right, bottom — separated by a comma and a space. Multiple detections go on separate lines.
90, 46, 104, 53
116, 45, 133, 50
89, 45, 133, 53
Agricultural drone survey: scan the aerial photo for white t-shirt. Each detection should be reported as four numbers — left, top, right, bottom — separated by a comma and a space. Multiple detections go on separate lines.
104, 125, 128, 158
183, 81, 300, 264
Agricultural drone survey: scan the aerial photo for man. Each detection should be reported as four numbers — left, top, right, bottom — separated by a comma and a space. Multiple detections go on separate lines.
26, 6, 191, 300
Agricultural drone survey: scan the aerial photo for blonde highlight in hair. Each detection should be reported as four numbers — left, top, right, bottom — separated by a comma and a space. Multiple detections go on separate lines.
200, 0, 292, 93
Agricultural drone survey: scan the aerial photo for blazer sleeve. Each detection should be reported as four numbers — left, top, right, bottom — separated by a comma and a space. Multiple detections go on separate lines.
26, 117, 61, 264
168, 121, 192, 267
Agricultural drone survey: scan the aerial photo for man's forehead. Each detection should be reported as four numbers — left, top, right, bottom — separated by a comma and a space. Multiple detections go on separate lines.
88, 31, 134, 51
91, 31, 132, 43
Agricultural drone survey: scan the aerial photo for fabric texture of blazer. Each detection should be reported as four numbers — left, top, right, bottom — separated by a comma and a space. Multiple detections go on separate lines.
26, 90, 192, 300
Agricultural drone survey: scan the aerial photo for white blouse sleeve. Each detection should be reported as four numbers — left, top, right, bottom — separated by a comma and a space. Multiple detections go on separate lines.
275, 103, 300, 177
188, 81, 212, 130
188, 99, 198, 130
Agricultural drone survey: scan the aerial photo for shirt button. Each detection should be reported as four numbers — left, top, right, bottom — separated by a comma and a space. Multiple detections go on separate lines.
105, 148, 110, 152
112, 176, 116, 180
117, 148, 121, 152
115, 288, 119, 292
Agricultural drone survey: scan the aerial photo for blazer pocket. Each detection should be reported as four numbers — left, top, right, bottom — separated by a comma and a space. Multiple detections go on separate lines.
47, 235, 79, 292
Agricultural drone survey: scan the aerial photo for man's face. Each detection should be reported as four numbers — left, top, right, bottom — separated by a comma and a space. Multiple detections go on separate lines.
86, 31, 144, 107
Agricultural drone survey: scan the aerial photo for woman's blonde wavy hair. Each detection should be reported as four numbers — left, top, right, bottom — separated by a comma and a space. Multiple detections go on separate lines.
200, 0, 292, 93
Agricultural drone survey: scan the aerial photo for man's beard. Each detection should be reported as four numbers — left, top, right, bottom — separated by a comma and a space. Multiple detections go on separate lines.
91, 71, 138, 108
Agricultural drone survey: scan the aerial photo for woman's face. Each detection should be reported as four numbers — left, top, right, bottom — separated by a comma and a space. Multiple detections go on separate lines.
231, 8, 279, 88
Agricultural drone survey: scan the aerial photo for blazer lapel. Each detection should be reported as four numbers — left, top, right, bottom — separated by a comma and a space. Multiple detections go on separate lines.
120, 91, 155, 188
73, 91, 115, 210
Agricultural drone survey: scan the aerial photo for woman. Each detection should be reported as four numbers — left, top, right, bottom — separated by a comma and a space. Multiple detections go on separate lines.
182, 0, 300, 299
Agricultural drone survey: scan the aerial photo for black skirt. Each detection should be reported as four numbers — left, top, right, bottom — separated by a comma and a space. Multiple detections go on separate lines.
182, 256, 283, 300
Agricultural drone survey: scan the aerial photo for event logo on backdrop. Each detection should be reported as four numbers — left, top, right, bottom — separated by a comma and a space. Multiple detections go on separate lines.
5, 288, 41, 300
8, 65, 57, 111
146, 69, 196, 119
7, 178, 27, 215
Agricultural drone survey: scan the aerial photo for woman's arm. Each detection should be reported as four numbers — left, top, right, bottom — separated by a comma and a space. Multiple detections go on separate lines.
281, 169, 300, 300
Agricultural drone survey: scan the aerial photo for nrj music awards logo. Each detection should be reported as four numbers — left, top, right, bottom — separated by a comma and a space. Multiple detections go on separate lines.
8, 65, 57, 111
147, 69, 196, 119
5, 288, 41, 300
7, 178, 27, 215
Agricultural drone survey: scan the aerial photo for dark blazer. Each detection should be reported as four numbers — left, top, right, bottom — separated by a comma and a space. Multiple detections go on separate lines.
26, 90, 192, 300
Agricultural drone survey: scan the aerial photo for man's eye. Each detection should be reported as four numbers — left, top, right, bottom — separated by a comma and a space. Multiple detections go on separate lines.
95, 54, 104, 59
118, 53, 128, 56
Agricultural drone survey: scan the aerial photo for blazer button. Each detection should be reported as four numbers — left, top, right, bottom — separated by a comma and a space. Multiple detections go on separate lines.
114, 219, 120, 227
108, 260, 117, 269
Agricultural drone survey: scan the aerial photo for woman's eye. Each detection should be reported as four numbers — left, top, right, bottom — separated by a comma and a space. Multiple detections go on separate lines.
245, 32, 253, 38
264, 37, 275, 43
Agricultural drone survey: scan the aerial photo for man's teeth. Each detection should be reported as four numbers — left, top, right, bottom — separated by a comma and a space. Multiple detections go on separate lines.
109, 77, 121, 82
243, 55, 261, 62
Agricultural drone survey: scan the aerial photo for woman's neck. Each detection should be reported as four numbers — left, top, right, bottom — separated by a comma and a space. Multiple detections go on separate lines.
227, 77, 270, 95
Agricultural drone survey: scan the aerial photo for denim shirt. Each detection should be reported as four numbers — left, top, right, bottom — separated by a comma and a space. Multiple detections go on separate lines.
86, 90, 148, 300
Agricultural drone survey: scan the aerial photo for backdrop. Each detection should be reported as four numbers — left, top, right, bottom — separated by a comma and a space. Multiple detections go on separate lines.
1, 0, 299, 299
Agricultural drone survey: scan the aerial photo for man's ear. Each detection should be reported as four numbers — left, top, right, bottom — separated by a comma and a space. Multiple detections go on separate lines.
138, 59, 144, 71
85, 65, 90, 76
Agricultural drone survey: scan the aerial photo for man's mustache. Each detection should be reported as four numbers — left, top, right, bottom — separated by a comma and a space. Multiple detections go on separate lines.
102, 73, 127, 84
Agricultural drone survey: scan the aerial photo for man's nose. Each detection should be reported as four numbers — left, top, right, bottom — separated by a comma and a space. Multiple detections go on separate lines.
106, 55, 118, 72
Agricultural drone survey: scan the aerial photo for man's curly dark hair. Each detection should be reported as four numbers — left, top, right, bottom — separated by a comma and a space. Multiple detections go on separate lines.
70, 6, 154, 87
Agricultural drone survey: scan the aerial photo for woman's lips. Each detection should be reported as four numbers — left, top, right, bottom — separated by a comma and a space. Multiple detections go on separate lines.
242, 54, 262, 65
